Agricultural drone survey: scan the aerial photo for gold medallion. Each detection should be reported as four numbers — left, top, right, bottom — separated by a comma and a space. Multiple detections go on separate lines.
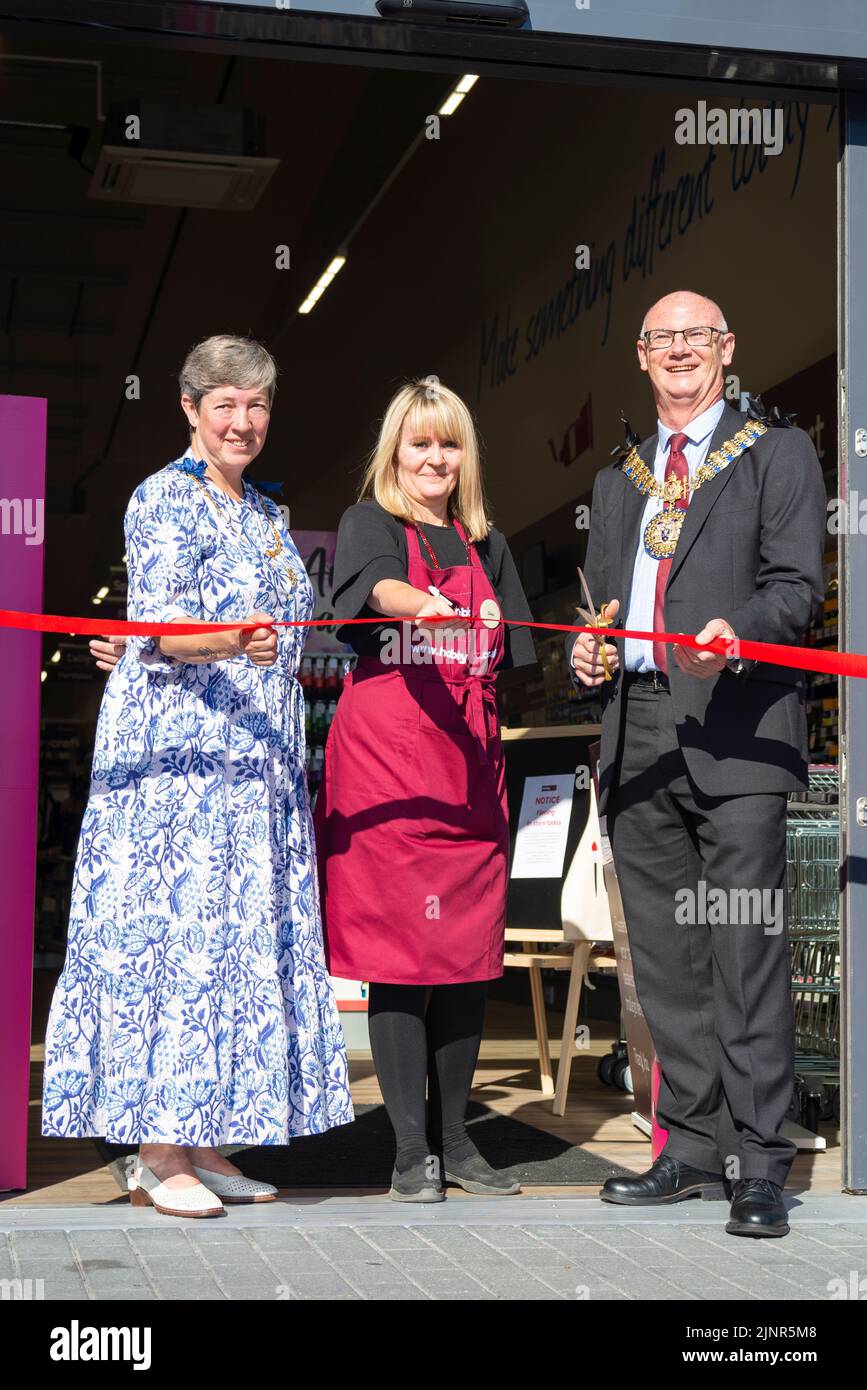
643, 506, 686, 559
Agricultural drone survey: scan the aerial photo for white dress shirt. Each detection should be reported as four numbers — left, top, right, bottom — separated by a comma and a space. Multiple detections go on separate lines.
624, 397, 727, 672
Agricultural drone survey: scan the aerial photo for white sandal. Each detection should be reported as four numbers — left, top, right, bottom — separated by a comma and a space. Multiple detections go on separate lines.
128, 1161, 226, 1218
106, 1146, 244, 1193
192, 1166, 278, 1203
106, 1153, 136, 1193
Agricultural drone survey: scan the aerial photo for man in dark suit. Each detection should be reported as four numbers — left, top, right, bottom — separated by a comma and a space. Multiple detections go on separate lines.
568, 290, 826, 1238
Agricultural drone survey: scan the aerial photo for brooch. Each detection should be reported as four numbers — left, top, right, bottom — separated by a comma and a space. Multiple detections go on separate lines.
171, 455, 208, 479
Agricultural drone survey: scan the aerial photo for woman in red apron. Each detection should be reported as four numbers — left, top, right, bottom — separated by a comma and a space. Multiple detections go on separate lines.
315, 380, 537, 1202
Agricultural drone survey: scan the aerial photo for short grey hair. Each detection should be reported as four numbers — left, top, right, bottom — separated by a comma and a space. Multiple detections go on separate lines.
640, 297, 728, 337
179, 335, 278, 422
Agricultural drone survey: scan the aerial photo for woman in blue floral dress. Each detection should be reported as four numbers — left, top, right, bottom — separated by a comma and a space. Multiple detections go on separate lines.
41, 335, 353, 1217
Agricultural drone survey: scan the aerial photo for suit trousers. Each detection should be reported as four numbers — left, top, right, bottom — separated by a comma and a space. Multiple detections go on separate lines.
607, 682, 797, 1186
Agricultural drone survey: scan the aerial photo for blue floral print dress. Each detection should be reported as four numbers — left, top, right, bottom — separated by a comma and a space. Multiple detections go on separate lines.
41, 456, 354, 1146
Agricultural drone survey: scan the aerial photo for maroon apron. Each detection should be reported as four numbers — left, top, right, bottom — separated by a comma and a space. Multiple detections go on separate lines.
315, 519, 508, 984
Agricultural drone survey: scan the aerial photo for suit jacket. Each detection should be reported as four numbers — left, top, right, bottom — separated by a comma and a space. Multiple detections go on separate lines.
567, 402, 827, 813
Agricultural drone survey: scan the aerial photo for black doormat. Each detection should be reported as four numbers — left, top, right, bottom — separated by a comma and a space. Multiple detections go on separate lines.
233, 1102, 633, 1187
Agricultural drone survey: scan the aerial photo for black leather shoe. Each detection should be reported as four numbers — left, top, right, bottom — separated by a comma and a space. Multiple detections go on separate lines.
388, 1159, 445, 1204
726, 1179, 789, 1238
601, 1152, 728, 1205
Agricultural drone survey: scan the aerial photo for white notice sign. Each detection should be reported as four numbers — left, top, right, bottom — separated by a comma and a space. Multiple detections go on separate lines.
510, 774, 575, 878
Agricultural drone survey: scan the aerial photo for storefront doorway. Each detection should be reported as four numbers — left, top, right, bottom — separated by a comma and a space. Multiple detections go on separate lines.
2, 0, 861, 1199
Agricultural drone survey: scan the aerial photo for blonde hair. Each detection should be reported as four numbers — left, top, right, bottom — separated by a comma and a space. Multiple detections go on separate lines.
359, 378, 491, 543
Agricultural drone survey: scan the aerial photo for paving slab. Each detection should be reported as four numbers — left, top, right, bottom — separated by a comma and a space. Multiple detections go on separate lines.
0, 1193, 864, 1300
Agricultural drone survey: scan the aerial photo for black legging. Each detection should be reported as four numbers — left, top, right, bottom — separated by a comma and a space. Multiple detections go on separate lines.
367, 980, 488, 1173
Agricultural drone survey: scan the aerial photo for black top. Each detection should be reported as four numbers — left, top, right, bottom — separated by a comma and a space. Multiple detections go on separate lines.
332, 499, 538, 668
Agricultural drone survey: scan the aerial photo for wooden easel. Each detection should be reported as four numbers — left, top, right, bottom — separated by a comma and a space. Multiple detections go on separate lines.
504, 929, 617, 1115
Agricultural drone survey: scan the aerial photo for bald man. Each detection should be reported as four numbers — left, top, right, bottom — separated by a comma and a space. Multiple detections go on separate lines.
568, 291, 826, 1238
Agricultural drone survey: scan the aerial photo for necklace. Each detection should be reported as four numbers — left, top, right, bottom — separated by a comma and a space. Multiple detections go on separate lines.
411, 515, 473, 569
190, 470, 297, 587
618, 420, 768, 560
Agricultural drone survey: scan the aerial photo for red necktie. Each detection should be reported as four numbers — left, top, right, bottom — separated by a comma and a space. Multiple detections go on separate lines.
652, 432, 689, 673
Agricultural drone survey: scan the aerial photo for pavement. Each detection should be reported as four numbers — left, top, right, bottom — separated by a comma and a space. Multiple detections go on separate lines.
2, 1192, 867, 1300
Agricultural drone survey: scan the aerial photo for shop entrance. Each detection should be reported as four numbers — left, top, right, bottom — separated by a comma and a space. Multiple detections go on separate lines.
1, 0, 858, 1200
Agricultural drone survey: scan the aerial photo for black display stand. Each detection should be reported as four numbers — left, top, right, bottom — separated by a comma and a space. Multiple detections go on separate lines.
501, 725, 618, 1112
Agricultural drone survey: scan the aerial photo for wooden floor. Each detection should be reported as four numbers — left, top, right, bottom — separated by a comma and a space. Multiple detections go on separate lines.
4, 989, 840, 1207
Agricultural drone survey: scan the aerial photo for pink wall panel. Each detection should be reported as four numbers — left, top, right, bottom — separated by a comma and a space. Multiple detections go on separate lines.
0, 396, 46, 1191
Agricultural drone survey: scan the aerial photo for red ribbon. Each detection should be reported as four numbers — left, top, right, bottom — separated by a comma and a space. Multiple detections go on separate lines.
0, 607, 858, 679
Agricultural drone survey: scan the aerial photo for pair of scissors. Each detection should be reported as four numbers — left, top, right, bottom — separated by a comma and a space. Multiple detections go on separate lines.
574, 567, 614, 681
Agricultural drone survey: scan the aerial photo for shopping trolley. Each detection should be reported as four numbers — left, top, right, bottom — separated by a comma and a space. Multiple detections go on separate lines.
786, 769, 840, 1130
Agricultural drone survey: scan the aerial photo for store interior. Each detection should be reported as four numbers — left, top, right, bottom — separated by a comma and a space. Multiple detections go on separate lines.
0, 25, 843, 1199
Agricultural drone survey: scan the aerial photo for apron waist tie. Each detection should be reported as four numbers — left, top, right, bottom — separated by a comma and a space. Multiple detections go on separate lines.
459, 677, 498, 764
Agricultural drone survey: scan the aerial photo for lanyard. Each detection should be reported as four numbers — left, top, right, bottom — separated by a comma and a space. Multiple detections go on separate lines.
410, 516, 473, 569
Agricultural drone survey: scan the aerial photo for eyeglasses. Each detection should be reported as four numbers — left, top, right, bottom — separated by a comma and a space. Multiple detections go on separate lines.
642, 326, 727, 349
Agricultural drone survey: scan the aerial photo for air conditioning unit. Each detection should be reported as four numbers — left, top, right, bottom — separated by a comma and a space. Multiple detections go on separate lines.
88, 99, 279, 211
376, 0, 529, 24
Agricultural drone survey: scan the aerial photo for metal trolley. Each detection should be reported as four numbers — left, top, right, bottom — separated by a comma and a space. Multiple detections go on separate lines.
786, 769, 841, 1130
